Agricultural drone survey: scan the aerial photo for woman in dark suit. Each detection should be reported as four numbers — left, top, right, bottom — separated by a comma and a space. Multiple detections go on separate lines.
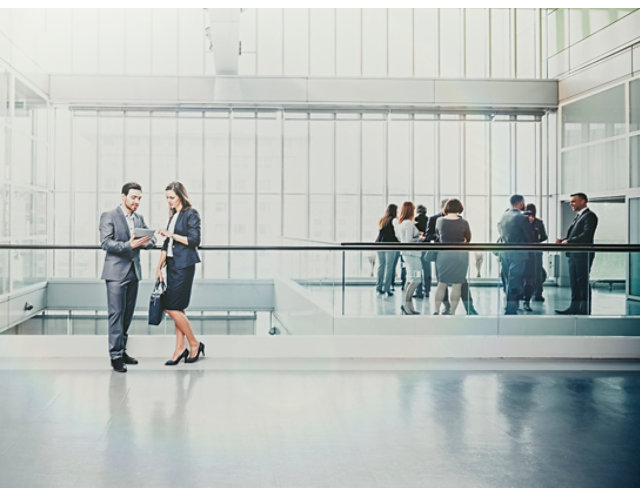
155, 181, 205, 365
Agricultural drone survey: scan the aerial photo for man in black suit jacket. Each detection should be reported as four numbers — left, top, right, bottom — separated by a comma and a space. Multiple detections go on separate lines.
555, 192, 598, 315
498, 194, 536, 314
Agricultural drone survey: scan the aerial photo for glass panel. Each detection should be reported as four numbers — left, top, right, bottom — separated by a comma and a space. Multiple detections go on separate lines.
283, 194, 307, 239
178, 9, 204, 76
632, 135, 640, 188
362, 9, 387, 77
516, 122, 537, 196
631, 198, 640, 297
309, 9, 335, 76
202, 193, 229, 278
562, 84, 625, 147
283, 119, 308, 194
309, 194, 332, 241
414, 9, 437, 78
547, 9, 568, 56
257, 8, 283, 75
72, 115, 97, 191
0, 184, 8, 242
256, 194, 281, 245
414, 120, 436, 197
151, 9, 178, 75
309, 120, 334, 194
98, 115, 123, 193
150, 115, 177, 192
388, 119, 410, 196
336, 120, 359, 195
388, 8, 412, 77
589, 202, 626, 285
561, 139, 626, 193
204, 116, 229, 194
631, 78, 640, 133
440, 8, 462, 78
231, 119, 256, 193
124, 114, 151, 194
257, 118, 281, 194
125, 9, 152, 74
491, 8, 511, 78
491, 122, 510, 195
440, 121, 461, 196
465, 9, 488, 78
72, 192, 97, 278
336, 195, 359, 243
465, 121, 488, 196
362, 119, 385, 195
336, 8, 360, 77
98, 9, 125, 74
177, 116, 203, 191
283, 9, 309, 76
515, 9, 536, 78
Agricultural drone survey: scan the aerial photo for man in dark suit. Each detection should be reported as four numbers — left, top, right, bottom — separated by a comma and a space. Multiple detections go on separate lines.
498, 194, 535, 315
555, 192, 598, 315
426, 199, 478, 315
99, 182, 154, 373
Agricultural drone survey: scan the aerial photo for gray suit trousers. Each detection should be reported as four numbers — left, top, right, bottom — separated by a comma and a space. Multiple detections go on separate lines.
106, 264, 139, 359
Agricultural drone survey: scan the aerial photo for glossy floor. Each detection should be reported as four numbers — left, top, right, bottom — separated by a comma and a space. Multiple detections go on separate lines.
308, 285, 640, 317
1, 359, 639, 487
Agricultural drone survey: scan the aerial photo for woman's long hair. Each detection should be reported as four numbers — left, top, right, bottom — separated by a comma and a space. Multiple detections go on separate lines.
378, 204, 398, 229
165, 181, 192, 216
398, 201, 415, 224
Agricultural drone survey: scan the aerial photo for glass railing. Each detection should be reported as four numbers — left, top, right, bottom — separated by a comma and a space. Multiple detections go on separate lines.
1, 243, 639, 337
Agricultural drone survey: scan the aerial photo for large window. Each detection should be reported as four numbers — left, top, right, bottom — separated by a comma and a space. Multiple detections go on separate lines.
51, 109, 546, 280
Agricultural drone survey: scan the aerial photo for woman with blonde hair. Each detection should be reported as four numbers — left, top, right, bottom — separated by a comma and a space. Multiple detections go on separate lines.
395, 201, 425, 314
156, 181, 205, 364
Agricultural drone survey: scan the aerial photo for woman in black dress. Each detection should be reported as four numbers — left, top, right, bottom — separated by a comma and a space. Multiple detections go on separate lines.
155, 181, 205, 365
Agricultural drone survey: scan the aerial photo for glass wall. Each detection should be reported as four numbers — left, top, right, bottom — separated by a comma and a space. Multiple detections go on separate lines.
0, 72, 51, 297
547, 8, 636, 56
631, 198, 640, 298
52, 108, 547, 280
560, 80, 637, 195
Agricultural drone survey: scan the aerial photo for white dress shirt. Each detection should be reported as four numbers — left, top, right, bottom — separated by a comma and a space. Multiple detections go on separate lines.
166, 212, 180, 258
120, 205, 135, 237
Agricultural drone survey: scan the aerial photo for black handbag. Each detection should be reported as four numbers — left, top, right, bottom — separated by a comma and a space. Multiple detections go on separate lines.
148, 279, 166, 325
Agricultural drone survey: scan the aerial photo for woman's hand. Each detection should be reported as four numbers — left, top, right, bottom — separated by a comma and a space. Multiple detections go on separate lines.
155, 268, 164, 282
159, 228, 172, 238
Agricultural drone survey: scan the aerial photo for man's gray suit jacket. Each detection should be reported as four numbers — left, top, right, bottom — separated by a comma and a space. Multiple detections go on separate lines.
99, 207, 154, 281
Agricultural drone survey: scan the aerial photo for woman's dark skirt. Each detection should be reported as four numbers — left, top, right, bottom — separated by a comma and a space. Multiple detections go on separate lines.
164, 257, 196, 311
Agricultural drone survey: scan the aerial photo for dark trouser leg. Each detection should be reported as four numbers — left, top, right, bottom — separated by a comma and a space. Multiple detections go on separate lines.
461, 281, 476, 313
534, 253, 544, 298
505, 253, 526, 314
106, 267, 139, 360
571, 253, 594, 314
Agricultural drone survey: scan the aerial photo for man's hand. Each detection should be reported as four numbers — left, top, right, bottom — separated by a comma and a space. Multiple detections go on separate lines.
130, 235, 151, 249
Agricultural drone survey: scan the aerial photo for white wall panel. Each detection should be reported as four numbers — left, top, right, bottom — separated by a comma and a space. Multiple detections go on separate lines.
98, 9, 125, 75
125, 9, 152, 75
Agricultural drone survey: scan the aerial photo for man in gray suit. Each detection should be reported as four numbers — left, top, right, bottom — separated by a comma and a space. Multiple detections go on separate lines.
99, 182, 154, 373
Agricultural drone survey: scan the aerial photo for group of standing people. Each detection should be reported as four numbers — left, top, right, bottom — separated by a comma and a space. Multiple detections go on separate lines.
376, 198, 474, 316
99, 181, 204, 373
377, 191, 598, 316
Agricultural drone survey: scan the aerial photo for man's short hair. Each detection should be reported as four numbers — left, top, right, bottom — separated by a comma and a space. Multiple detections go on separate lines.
510, 194, 524, 206
440, 198, 449, 209
121, 182, 142, 196
571, 192, 588, 202
416, 204, 427, 215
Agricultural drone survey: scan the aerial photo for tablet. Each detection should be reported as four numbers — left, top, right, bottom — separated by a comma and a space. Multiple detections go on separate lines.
133, 228, 155, 238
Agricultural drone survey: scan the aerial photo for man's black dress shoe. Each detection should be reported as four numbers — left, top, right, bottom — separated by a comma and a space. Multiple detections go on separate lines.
123, 352, 138, 365
523, 302, 532, 312
111, 357, 127, 373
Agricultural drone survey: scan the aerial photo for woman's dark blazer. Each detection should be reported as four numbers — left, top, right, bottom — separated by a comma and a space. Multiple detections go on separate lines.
162, 208, 201, 269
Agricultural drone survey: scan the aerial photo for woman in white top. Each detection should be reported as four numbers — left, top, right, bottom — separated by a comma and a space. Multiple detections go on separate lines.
396, 201, 425, 314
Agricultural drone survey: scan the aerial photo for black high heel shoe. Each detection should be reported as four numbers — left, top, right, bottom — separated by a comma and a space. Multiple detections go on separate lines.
185, 342, 205, 363
164, 348, 189, 366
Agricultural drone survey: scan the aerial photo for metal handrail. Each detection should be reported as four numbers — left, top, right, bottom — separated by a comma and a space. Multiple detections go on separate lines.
1, 243, 640, 252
